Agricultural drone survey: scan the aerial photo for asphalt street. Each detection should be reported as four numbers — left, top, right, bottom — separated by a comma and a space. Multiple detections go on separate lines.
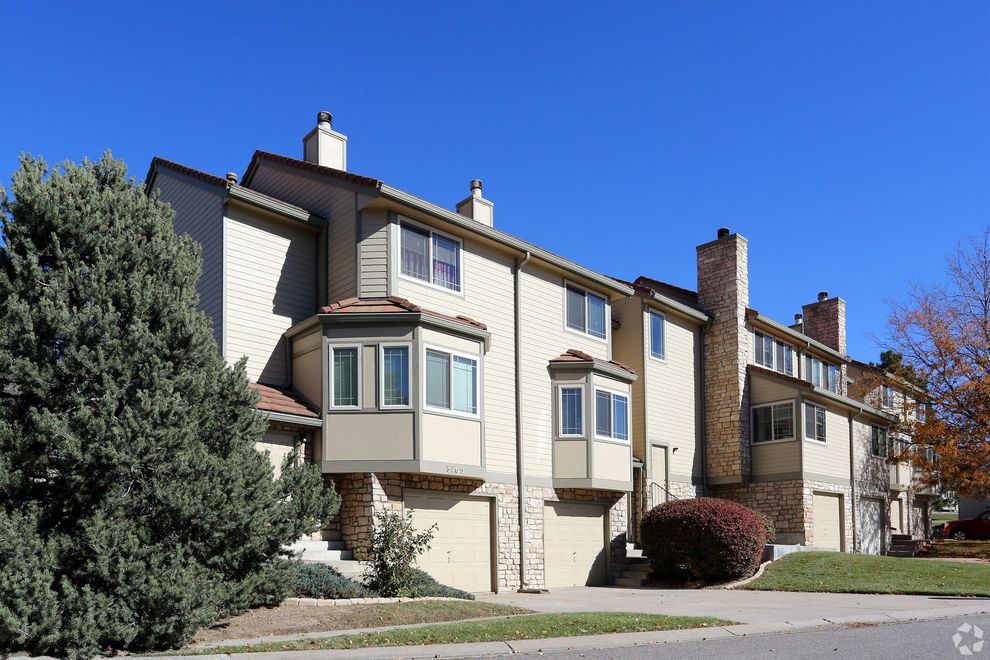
492, 615, 990, 660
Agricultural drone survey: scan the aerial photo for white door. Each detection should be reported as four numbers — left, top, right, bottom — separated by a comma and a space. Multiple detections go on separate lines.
861, 498, 884, 555
255, 430, 297, 478
405, 494, 492, 593
890, 499, 904, 534
544, 502, 607, 588
812, 493, 843, 551
650, 445, 669, 508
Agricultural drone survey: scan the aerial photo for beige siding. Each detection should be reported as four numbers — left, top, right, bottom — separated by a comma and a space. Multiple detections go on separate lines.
392, 228, 517, 474
852, 418, 888, 489
359, 208, 389, 297
223, 204, 318, 384
593, 441, 632, 482
750, 374, 800, 405
421, 414, 482, 466
802, 404, 850, 482
610, 297, 644, 457
554, 439, 588, 478
752, 440, 800, 476
518, 267, 612, 479
152, 170, 225, 349
247, 161, 373, 301
291, 329, 322, 409
643, 310, 702, 481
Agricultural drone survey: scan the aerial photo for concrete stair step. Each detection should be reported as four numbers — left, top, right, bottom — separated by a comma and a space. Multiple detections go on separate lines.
886, 550, 917, 557
614, 576, 646, 587
300, 549, 354, 561
620, 564, 653, 575
623, 555, 651, 565
625, 544, 645, 559
291, 540, 348, 553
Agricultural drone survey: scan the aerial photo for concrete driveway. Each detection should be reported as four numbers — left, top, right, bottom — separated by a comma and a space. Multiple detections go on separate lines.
481, 586, 990, 626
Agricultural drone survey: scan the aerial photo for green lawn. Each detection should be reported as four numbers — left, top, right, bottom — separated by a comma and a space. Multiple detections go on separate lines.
166, 613, 734, 654
923, 541, 990, 559
932, 512, 959, 521
743, 551, 990, 596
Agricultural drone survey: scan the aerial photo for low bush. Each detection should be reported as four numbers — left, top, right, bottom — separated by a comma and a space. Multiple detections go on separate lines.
639, 497, 768, 582
408, 569, 475, 600
291, 563, 374, 599
366, 510, 437, 597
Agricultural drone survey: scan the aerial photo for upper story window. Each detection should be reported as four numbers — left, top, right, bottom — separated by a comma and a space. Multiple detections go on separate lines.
804, 402, 827, 443
559, 387, 584, 436
804, 355, 839, 393
425, 346, 478, 416
649, 311, 666, 360
331, 345, 361, 409
882, 385, 894, 408
753, 401, 794, 443
380, 345, 410, 408
870, 425, 888, 457
400, 221, 462, 293
594, 388, 629, 441
565, 283, 607, 340
754, 331, 793, 375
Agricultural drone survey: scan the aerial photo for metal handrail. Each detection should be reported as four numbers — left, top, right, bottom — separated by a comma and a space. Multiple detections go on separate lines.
649, 480, 680, 501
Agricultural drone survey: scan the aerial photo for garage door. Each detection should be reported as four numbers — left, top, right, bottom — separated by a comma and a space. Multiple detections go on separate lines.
890, 499, 903, 534
544, 502, 607, 588
861, 498, 884, 555
812, 493, 843, 551
255, 430, 297, 478
404, 494, 492, 593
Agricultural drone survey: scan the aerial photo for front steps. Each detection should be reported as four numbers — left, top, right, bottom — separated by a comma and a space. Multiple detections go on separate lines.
886, 533, 928, 557
289, 533, 368, 580
614, 544, 653, 587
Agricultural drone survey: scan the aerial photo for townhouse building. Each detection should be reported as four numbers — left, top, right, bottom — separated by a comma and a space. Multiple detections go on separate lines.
146, 112, 932, 593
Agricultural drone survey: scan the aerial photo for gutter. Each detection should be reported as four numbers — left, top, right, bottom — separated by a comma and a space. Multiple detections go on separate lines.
514, 250, 533, 592
644, 290, 709, 325
263, 411, 324, 428
747, 310, 850, 364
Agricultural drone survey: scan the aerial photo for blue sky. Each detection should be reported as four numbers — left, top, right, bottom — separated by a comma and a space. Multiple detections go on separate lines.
2, 2, 987, 361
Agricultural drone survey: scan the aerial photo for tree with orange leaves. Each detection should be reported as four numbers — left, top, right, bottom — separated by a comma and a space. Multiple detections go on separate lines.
885, 228, 990, 496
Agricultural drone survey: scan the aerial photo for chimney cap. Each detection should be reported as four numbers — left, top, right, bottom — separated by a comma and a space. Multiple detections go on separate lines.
470, 179, 483, 196
717, 227, 730, 239
225, 172, 238, 187
818, 291, 829, 302
317, 111, 333, 126
794, 313, 803, 323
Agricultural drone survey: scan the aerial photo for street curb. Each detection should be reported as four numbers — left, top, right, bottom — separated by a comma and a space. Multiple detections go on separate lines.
283, 596, 465, 607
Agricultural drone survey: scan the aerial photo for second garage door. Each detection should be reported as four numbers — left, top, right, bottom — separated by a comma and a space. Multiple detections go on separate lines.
860, 498, 884, 555
404, 493, 492, 593
812, 493, 843, 551
544, 502, 607, 588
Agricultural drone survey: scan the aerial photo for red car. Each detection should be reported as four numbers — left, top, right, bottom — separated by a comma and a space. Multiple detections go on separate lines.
943, 510, 990, 540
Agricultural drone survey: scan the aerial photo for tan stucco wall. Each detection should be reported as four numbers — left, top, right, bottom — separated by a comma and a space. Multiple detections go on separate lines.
553, 439, 588, 478
593, 441, 632, 482
421, 413, 482, 466
325, 413, 415, 460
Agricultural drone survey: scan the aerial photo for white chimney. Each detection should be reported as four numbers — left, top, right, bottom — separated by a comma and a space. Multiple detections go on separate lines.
455, 179, 494, 227
303, 111, 347, 171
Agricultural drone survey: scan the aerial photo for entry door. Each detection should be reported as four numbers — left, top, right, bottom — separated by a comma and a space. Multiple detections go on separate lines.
861, 498, 884, 555
890, 499, 904, 534
650, 445, 669, 508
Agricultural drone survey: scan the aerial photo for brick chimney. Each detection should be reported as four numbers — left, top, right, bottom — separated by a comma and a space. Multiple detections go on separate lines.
801, 291, 848, 394
303, 111, 348, 171
456, 179, 494, 227
697, 228, 751, 484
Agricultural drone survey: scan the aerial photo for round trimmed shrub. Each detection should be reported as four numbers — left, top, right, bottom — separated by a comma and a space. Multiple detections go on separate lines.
639, 497, 768, 582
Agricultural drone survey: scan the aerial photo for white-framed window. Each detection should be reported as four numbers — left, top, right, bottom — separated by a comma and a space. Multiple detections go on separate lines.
870, 425, 888, 457
803, 355, 839, 393
399, 219, 462, 293
559, 386, 584, 436
804, 402, 827, 443
330, 344, 361, 409
752, 401, 795, 443
827, 364, 839, 393
754, 331, 793, 375
649, 311, 665, 360
380, 344, 411, 408
882, 385, 894, 408
423, 345, 479, 417
594, 388, 629, 441
565, 282, 607, 341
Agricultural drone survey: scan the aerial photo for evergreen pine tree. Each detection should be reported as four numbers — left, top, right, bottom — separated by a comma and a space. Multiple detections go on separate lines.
0, 154, 338, 657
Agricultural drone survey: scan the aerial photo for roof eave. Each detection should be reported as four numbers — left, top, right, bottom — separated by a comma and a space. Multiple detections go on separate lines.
645, 290, 709, 324
315, 310, 492, 349
747, 310, 850, 363
549, 359, 638, 383
261, 410, 324, 428
227, 185, 325, 227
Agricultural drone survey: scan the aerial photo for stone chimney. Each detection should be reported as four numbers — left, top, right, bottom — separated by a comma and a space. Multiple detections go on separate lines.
455, 179, 494, 227
303, 111, 348, 170
697, 228, 751, 484
801, 291, 847, 394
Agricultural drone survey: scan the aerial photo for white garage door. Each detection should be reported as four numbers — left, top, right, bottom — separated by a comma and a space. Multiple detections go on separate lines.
861, 498, 884, 555
890, 499, 904, 534
405, 494, 492, 593
812, 493, 843, 551
544, 502, 607, 588
255, 430, 298, 478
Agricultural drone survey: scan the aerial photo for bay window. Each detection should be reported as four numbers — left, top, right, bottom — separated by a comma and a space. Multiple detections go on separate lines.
380, 345, 410, 407
565, 283, 607, 340
400, 221, 462, 293
753, 401, 794, 443
331, 346, 360, 408
425, 347, 478, 416
594, 389, 629, 441
559, 387, 583, 436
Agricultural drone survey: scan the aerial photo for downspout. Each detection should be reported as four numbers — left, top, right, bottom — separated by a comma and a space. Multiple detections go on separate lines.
849, 407, 865, 553
514, 250, 532, 591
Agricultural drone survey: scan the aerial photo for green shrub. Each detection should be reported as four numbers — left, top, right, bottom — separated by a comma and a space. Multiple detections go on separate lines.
365, 511, 437, 597
291, 563, 374, 599
639, 497, 768, 582
408, 569, 474, 600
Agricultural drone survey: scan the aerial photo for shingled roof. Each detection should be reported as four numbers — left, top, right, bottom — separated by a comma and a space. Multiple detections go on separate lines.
549, 349, 637, 377
249, 383, 320, 419
319, 296, 487, 331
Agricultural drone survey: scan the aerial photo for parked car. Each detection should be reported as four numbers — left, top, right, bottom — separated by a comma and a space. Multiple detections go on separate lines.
943, 509, 990, 540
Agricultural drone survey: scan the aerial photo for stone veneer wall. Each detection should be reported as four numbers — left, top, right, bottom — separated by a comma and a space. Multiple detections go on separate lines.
696, 233, 751, 482
326, 473, 628, 592
801, 296, 848, 396
711, 481, 807, 544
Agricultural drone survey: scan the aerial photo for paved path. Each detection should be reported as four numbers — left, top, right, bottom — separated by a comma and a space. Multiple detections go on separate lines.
481, 585, 990, 625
